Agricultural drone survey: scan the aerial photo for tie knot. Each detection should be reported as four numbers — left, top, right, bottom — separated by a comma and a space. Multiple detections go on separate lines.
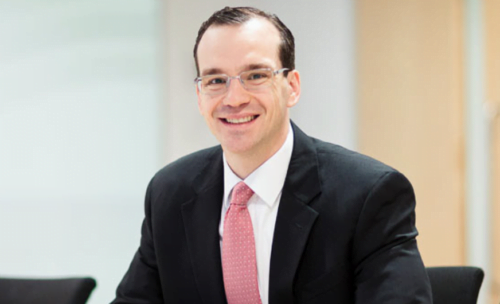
230, 182, 254, 206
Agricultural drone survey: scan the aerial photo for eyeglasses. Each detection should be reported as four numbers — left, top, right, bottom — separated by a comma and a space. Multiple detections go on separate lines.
194, 68, 290, 96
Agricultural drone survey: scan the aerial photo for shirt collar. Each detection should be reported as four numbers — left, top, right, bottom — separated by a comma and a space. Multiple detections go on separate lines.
223, 123, 294, 208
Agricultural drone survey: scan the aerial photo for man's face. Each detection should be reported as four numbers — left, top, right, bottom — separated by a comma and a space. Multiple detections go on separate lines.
196, 17, 300, 160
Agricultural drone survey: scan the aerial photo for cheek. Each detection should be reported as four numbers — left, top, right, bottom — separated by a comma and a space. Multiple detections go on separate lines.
273, 82, 290, 103
280, 84, 291, 102
273, 89, 290, 112
200, 107, 215, 125
199, 99, 217, 117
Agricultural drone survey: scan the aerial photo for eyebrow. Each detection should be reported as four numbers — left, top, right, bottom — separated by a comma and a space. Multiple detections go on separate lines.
200, 68, 224, 76
244, 63, 272, 70
200, 63, 274, 76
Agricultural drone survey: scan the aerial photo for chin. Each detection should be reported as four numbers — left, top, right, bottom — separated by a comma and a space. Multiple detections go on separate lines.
221, 141, 257, 156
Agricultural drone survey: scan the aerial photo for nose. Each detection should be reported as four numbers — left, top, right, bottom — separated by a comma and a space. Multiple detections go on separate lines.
222, 76, 250, 107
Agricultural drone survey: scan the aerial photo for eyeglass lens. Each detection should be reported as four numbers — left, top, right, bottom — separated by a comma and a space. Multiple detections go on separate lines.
200, 69, 274, 95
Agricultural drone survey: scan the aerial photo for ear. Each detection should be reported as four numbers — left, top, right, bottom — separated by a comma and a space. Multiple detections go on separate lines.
286, 70, 301, 108
195, 84, 203, 113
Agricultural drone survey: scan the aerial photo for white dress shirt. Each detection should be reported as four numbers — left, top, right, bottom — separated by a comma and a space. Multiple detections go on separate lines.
219, 124, 294, 304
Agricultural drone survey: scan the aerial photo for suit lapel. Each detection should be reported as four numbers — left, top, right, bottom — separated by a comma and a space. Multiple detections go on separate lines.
269, 123, 322, 304
181, 148, 227, 304
179, 123, 321, 304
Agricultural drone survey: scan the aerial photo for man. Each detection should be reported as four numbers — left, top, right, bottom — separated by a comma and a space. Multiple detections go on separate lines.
112, 6, 432, 304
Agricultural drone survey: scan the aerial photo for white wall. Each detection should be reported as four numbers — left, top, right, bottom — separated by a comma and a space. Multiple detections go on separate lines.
464, 1, 491, 303
0, 1, 161, 303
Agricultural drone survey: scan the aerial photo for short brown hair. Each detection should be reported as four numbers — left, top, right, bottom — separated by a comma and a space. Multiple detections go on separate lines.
193, 6, 295, 76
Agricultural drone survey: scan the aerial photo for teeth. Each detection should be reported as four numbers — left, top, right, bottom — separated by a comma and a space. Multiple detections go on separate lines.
226, 116, 255, 124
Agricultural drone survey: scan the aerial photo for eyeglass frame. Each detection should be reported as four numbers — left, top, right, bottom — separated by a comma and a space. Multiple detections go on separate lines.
194, 67, 290, 96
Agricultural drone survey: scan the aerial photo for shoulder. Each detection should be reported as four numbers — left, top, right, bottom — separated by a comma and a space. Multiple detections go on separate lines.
147, 145, 222, 197
311, 137, 411, 193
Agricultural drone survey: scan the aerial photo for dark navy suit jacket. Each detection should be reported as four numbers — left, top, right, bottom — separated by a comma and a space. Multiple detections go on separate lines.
112, 122, 432, 304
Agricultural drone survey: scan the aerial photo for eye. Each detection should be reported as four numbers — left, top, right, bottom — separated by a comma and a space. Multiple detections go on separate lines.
210, 78, 226, 84
203, 76, 226, 86
247, 72, 269, 81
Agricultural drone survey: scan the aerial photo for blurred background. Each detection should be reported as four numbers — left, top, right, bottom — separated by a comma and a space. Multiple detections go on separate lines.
0, 0, 498, 303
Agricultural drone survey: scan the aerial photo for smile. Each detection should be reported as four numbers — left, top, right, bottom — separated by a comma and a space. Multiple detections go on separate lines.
224, 116, 257, 124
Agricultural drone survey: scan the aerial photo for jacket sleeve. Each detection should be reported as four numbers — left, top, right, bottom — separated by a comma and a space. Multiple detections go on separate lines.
352, 171, 432, 303
111, 179, 163, 304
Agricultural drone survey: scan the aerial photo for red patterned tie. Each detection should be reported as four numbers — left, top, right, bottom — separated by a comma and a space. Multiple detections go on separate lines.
222, 182, 262, 304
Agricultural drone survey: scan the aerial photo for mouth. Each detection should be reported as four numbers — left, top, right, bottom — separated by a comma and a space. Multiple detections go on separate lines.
222, 115, 258, 124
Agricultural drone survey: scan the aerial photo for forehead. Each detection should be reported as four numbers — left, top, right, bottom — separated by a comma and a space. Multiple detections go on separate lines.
197, 17, 282, 75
